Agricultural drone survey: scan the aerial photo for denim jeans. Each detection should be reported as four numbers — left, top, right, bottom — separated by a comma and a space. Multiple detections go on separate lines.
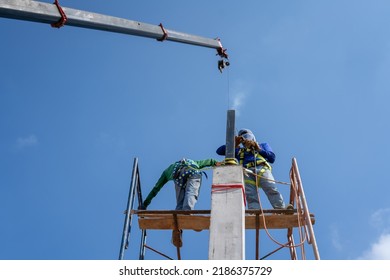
175, 172, 202, 210
245, 166, 285, 209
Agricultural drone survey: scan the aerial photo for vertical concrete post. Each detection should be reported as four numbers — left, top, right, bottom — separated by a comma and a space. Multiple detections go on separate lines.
209, 109, 245, 259
208, 165, 245, 260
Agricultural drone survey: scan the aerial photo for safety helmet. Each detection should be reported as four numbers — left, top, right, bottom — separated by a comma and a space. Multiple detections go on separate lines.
238, 128, 256, 141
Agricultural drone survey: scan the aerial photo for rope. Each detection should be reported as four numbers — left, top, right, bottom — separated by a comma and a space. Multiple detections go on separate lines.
243, 167, 290, 186
227, 63, 231, 109
289, 169, 311, 253
250, 150, 307, 251
211, 184, 246, 206
257, 193, 307, 250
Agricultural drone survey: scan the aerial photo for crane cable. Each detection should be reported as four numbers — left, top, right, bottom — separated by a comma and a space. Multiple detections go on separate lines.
227, 64, 231, 110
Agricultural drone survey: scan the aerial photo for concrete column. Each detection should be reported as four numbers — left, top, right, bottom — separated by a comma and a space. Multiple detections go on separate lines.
208, 165, 245, 260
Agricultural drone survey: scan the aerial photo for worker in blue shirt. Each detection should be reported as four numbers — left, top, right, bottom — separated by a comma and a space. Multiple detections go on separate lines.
216, 128, 288, 210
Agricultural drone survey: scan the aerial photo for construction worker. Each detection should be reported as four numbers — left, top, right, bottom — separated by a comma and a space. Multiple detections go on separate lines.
140, 158, 220, 247
141, 158, 220, 210
216, 128, 289, 210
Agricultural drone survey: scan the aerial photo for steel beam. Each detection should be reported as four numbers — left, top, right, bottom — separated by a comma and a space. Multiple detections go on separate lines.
0, 0, 224, 51
225, 110, 236, 160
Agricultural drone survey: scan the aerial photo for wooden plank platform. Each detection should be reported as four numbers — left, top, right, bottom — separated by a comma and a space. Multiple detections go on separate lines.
134, 210, 315, 231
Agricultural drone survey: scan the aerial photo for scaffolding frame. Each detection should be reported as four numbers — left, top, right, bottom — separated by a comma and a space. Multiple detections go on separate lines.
119, 157, 320, 260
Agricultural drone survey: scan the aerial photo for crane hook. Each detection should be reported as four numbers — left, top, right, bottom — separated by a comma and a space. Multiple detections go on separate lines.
218, 59, 230, 73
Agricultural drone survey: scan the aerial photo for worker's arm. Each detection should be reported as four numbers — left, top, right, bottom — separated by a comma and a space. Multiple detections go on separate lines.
194, 158, 219, 169
258, 143, 276, 163
216, 135, 244, 154
143, 170, 170, 208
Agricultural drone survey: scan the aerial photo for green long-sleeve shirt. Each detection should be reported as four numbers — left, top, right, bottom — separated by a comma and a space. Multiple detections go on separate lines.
143, 158, 218, 208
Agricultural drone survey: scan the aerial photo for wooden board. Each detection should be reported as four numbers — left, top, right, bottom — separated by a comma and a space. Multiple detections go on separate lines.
135, 210, 315, 231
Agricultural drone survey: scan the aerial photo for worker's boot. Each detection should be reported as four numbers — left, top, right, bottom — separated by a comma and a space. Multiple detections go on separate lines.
171, 229, 183, 247
285, 204, 294, 214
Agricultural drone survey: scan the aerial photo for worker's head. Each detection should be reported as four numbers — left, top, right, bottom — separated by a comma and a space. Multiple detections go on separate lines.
238, 128, 256, 141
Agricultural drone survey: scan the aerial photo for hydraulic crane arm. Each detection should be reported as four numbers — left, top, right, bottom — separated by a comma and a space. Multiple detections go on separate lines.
0, 0, 228, 63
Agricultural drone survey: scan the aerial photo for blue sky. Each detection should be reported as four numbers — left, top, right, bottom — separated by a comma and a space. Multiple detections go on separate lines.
1, 0, 390, 260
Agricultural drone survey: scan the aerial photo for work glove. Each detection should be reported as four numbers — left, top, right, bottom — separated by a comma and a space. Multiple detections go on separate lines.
243, 139, 260, 151
138, 203, 147, 210
235, 136, 243, 148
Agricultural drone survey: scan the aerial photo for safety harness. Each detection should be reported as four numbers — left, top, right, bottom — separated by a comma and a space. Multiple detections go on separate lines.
173, 159, 207, 188
239, 148, 272, 170
239, 148, 271, 188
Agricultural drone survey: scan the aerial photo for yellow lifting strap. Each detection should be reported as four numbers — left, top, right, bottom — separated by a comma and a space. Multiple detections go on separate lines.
223, 158, 239, 165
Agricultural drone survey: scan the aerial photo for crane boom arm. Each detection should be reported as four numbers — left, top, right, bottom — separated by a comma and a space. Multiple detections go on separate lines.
0, 0, 227, 57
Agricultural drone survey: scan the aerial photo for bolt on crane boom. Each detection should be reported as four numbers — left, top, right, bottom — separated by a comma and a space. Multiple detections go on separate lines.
0, 0, 229, 70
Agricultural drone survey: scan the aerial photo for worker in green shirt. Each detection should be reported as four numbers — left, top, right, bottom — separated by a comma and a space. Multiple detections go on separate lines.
140, 158, 220, 248
141, 158, 220, 210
